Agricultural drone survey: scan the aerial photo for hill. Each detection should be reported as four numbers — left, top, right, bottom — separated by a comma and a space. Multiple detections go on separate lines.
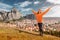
0, 23, 60, 40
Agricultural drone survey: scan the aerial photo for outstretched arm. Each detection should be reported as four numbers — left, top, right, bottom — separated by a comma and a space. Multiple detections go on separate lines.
32, 9, 37, 15
41, 7, 51, 15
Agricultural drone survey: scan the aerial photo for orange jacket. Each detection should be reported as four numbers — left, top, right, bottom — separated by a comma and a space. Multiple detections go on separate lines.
32, 8, 51, 23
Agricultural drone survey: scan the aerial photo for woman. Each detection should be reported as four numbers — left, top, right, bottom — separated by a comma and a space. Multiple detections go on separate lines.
32, 7, 51, 36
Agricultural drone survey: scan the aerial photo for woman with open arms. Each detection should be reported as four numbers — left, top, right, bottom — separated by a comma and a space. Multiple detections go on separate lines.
32, 7, 51, 36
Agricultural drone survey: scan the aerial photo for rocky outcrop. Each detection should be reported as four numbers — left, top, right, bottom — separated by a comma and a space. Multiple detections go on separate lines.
24, 14, 35, 20
0, 7, 22, 21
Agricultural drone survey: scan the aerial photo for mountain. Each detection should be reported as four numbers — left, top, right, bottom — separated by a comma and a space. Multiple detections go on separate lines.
24, 14, 60, 20
8, 7, 23, 20
0, 7, 22, 21
23, 14, 35, 19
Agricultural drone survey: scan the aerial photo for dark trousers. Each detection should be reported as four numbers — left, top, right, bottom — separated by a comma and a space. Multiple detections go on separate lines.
38, 23, 43, 36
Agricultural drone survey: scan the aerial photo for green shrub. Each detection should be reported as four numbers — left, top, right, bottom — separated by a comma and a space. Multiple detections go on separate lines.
44, 31, 60, 37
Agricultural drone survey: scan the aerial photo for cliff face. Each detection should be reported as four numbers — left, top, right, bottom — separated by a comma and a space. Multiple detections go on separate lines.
0, 7, 22, 21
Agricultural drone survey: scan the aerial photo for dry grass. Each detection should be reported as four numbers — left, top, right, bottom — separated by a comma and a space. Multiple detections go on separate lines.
0, 22, 60, 40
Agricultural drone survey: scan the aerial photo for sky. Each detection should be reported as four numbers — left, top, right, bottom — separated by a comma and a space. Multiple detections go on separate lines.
0, 0, 60, 17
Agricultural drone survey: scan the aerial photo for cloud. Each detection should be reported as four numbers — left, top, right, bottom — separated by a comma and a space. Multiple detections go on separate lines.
34, 1, 40, 4
14, 1, 40, 7
0, 2, 13, 12
43, 5, 60, 17
20, 1, 32, 7
21, 8, 32, 12
47, 0, 60, 4
0, 8, 10, 12
14, 4, 17, 6
49, 5, 60, 17
0, 2, 12, 8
